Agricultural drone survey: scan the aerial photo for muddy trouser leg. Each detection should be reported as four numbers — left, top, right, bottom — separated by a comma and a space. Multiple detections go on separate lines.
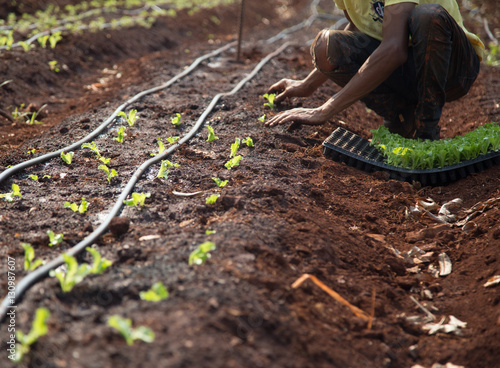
410, 4, 480, 139
314, 30, 420, 133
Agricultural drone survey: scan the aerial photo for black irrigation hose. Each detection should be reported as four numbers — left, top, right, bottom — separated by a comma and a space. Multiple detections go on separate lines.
0, 0, 337, 321
0, 41, 291, 322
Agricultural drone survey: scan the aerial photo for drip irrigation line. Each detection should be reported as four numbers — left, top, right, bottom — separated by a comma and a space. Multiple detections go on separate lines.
0, 41, 291, 322
0, 41, 236, 185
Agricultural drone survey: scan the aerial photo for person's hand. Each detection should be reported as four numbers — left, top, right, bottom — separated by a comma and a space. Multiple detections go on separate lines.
267, 78, 316, 104
265, 107, 328, 127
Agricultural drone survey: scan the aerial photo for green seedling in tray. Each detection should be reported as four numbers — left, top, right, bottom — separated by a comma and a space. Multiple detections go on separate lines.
224, 155, 242, 169
212, 177, 228, 188
171, 112, 182, 126
206, 194, 220, 204
12, 307, 50, 362
98, 164, 118, 184
60, 151, 73, 165
117, 109, 138, 127
64, 197, 88, 214
230, 138, 240, 158
47, 230, 63, 247
81, 141, 101, 158
123, 192, 150, 207
189, 241, 216, 266
140, 281, 169, 302
206, 124, 218, 142
0, 183, 22, 202
21, 243, 44, 271
114, 126, 126, 143
107, 315, 155, 346
263, 93, 276, 109
371, 123, 500, 170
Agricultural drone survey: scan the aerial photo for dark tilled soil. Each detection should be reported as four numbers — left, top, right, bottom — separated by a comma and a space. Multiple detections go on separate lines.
1, 1, 500, 368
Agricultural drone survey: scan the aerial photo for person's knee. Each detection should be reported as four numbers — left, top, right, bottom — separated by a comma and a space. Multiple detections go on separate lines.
410, 3, 447, 28
310, 29, 332, 73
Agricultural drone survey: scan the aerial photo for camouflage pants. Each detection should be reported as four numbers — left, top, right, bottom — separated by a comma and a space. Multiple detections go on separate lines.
312, 4, 480, 139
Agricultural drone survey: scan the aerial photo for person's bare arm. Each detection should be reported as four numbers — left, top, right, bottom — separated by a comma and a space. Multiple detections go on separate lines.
266, 3, 415, 127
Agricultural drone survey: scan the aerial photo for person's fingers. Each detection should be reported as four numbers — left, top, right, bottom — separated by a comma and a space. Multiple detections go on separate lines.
267, 80, 285, 94
274, 91, 287, 104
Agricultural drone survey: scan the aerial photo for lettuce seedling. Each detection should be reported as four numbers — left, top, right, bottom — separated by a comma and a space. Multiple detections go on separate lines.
224, 155, 242, 169
81, 141, 101, 158
60, 151, 73, 164
0, 183, 22, 202
38, 35, 50, 48
29, 174, 38, 181
258, 114, 266, 123
117, 109, 138, 127
166, 136, 179, 144
139, 281, 169, 302
13, 307, 50, 362
85, 247, 112, 274
21, 243, 44, 271
50, 253, 90, 292
64, 197, 88, 213
99, 157, 111, 165
189, 241, 216, 265
157, 161, 170, 179
114, 126, 126, 143
49, 32, 62, 49
206, 194, 220, 204
47, 230, 63, 247
98, 164, 118, 184
171, 113, 182, 126
205, 229, 216, 235
230, 138, 241, 158
151, 137, 165, 157
206, 125, 218, 142
212, 177, 228, 188
48, 60, 60, 72
123, 192, 151, 207
19, 41, 34, 52
263, 93, 276, 109
107, 315, 155, 346
242, 137, 254, 147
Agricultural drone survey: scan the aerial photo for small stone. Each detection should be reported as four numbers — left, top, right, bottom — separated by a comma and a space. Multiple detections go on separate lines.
108, 216, 130, 237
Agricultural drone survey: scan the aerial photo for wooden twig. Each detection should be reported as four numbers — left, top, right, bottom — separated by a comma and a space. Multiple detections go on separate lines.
236, 0, 246, 61
292, 273, 371, 321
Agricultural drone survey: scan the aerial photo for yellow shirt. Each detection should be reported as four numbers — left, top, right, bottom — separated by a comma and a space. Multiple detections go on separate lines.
334, 0, 485, 60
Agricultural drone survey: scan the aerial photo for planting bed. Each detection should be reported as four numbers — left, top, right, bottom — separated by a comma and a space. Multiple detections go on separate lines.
1, 0, 500, 367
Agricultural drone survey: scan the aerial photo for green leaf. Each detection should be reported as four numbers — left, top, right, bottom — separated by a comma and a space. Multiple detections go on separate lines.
64, 201, 79, 212
212, 177, 228, 187
16, 307, 50, 347
189, 241, 216, 265
140, 281, 169, 302
29, 174, 39, 181
21, 242, 43, 271
114, 126, 126, 143
99, 157, 111, 165
123, 192, 150, 207
205, 229, 216, 235
98, 164, 117, 184
86, 247, 112, 274
171, 113, 182, 126
50, 253, 90, 292
230, 138, 241, 158
263, 93, 275, 109
224, 155, 242, 169
206, 124, 218, 142
242, 137, 254, 147
47, 230, 63, 247
258, 114, 266, 123
60, 151, 73, 164
81, 141, 101, 158
108, 315, 155, 346
166, 136, 179, 144
206, 194, 220, 204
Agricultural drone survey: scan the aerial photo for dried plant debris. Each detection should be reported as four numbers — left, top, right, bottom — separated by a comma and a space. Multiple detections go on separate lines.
412, 363, 465, 368
438, 253, 452, 277
422, 315, 467, 335
484, 275, 500, 288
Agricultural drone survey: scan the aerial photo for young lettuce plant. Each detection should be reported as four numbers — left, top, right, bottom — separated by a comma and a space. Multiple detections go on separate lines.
263, 93, 276, 109
13, 307, 50, 363
167, 136, 180, 144
50, 254, 90, 292
206, 194, 220, 204
206, 124, 218, 142
230, 138, 240, 158
212, 177, 228, 188
189, 241, 216, 266
98, 164, 118, 184
242, 137, 254, 147
64, 197, 88, 214
0, 183, 22, 202
114, 126, 126, 143
205, 229, 216, 235
85, 247, 112, 274
117, 109, 138, 127
107, 315, 155, 346
47, 230, 63, 247
123, 192, 151, 207
139, 281, 169, 302
21, 243, 44, 271
60, 151, 73, 165
81, 141, 101, 158
224, 155, 242, 169
258, 114, 266, 123
171, 113, 182, 126
151, 137, 165, 156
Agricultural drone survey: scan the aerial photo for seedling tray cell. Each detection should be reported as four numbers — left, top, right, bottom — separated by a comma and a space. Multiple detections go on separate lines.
322, 127, 500, 186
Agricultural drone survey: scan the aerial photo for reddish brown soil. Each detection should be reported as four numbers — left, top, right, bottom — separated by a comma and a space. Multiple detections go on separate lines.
1, 1, 500, 368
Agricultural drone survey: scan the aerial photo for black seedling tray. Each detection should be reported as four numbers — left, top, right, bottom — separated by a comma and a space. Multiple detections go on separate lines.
322, 127, 500, 186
